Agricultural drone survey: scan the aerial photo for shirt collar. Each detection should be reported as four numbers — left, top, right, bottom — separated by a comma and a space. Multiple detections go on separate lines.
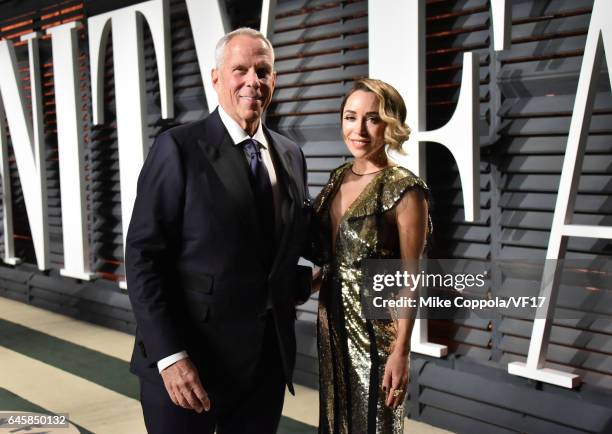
217, 105, 268, 149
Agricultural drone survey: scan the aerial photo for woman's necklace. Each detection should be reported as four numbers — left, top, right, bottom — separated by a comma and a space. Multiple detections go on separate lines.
350, 165, 387, 176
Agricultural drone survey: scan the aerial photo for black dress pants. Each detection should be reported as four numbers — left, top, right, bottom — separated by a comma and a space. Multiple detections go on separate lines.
140, 314, 286, 434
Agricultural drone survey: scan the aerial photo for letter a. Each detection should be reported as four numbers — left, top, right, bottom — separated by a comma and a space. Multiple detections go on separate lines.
508, 0, 612, 388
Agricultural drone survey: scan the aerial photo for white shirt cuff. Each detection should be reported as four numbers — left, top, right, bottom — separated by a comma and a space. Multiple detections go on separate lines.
297, 256, 314, 268
157, 351, 189, 373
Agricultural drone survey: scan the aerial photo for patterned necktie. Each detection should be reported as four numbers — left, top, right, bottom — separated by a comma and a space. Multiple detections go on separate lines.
241, 138, 276, 259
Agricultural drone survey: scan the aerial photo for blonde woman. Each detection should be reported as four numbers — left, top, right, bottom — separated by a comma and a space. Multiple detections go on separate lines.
311, 79, 431, 433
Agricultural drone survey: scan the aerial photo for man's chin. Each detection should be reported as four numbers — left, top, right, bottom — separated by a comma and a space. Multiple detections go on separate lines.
240, 109, 263, 123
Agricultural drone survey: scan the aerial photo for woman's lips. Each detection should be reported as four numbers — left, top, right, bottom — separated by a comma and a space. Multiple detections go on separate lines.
350, 139, 370, 148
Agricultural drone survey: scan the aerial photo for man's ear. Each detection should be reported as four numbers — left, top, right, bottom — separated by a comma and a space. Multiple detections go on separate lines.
211, 68, 219, 88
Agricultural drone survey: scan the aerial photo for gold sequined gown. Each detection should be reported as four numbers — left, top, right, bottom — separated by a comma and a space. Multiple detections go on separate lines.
312, 163, 431, 434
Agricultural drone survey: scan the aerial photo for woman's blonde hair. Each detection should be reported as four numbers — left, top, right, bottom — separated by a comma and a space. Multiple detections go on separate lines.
340, 78, 411, 153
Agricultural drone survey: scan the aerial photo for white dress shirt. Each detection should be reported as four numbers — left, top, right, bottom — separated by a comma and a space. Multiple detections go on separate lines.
157, 106, 281, 373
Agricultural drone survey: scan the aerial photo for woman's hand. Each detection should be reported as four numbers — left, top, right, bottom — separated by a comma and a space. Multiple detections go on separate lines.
382, 348, 409, 409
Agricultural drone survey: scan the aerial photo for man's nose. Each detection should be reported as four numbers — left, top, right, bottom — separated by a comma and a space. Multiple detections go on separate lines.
245, 68, 260, 87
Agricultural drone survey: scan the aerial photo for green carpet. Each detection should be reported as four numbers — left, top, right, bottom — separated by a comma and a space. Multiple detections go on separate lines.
278, 415, 317, 433
0, 387, 94, 434
0, 318, 139, 399
0, 318, 316, 433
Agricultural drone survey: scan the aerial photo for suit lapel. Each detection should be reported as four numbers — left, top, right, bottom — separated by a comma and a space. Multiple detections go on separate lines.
197, 112, 301, 275
198, 111, 266, 263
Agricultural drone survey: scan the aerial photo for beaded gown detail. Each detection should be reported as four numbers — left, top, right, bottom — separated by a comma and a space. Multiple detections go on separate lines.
312, 163, 431, 434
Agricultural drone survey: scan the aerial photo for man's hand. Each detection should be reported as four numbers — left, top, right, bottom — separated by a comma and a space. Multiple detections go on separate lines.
160, 357, 211, 413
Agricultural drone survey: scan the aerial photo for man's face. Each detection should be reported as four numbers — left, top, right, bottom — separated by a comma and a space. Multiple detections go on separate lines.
212, 35, 276, 133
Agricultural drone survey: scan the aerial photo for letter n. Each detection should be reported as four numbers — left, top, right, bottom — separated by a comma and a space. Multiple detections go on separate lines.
0, 33, 49, 270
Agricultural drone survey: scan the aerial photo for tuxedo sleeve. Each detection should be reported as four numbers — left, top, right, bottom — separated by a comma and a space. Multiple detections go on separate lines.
299, 146, 314, 261
295, 146, 314, 304
125, 131, 186, 362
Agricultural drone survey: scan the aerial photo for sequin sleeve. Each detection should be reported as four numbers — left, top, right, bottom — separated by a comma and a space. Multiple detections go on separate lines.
383, 169, 433, 240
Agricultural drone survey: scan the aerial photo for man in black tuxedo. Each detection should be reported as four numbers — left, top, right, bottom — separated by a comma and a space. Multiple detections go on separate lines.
126, 27, 311, 434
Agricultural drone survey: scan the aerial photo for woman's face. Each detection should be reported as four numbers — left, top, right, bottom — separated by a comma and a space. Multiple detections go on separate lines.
342, 90, 387, 160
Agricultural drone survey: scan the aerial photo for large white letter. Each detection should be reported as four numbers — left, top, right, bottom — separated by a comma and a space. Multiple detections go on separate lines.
369, 0, 481, 358
369, 0, 480, 222
491, 0, 511, 51
260, 0, 278, 39
0, 33, 49, 270
0, 100, 18, 265
88, 0, 172, 287
184, 0, 228, 109
47, 22, 94, 280
508, 0, 612, 389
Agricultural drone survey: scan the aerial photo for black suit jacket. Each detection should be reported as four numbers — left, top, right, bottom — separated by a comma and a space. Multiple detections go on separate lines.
125, 109, 310, 404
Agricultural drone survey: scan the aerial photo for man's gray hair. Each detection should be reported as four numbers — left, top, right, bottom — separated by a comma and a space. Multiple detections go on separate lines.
215, 27, 275, 69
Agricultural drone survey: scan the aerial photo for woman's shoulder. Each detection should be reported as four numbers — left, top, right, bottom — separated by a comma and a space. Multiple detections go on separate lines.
382, 166, 429, 193
330, 162, 352, 179
344, 165, 428, 219
323, 162, 353, 191
313, 162, 351, 213
373, 166, 429, 213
